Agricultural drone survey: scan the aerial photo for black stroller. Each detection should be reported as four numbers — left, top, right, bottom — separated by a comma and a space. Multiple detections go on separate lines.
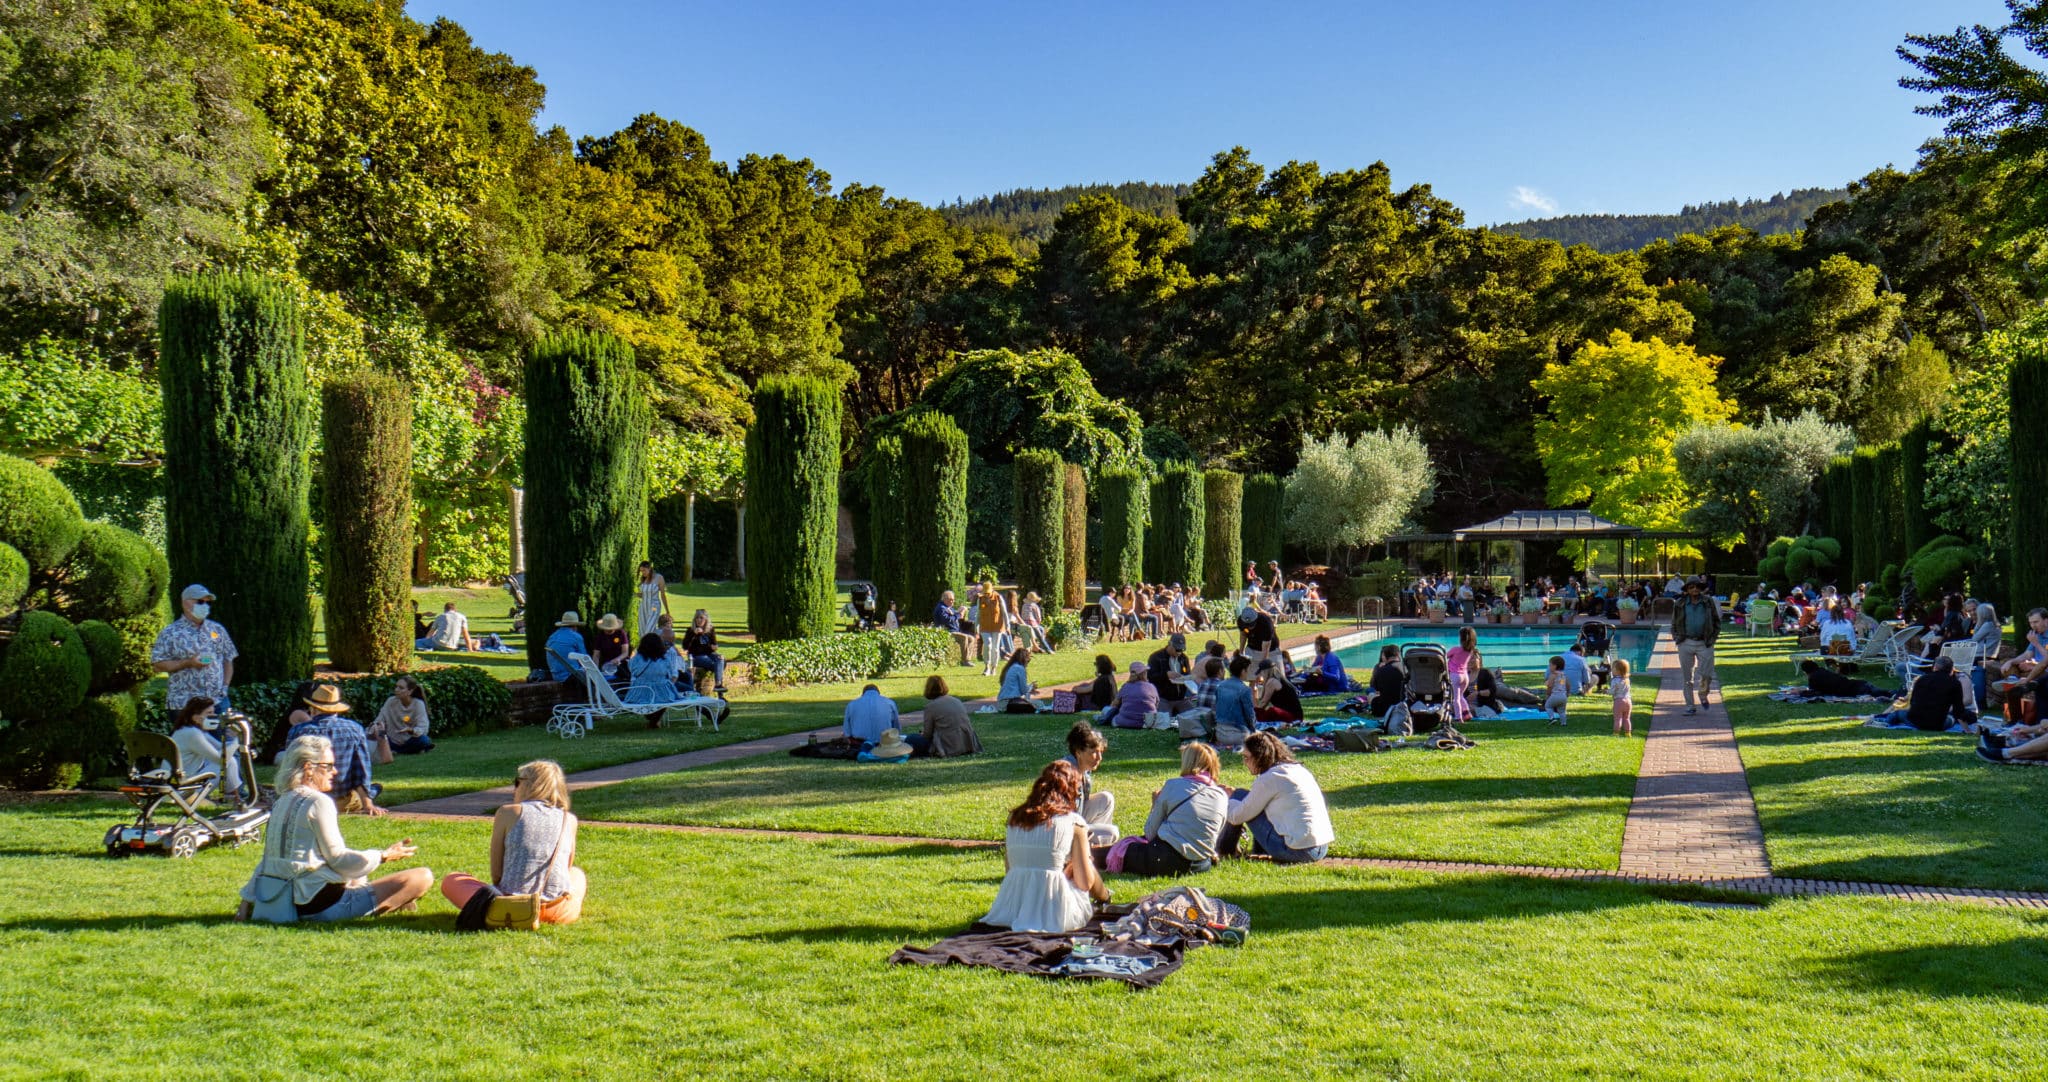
505, 572, 528, 634
846, 582, 880, 631
1576, 621, 1614, 690
1402, 644, 1450, 728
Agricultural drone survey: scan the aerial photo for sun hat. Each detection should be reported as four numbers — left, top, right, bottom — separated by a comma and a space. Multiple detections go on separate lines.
306, 684, 351, 715
181, 584, 215, 602
556, 611, 583, 627
869, 728, 913, 758
596, 613, 623, 631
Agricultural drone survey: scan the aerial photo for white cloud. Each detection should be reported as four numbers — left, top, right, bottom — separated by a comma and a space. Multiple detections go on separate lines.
1509, 185, 1559, 215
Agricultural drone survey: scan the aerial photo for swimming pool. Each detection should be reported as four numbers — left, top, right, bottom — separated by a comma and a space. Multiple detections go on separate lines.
1331, 624, 1661, 673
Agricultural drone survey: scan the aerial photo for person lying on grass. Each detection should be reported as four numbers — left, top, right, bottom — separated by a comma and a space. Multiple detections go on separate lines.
237, 735, 432, 923
1217, 732, 1332, 865
441, 760, 587, 926
983, 760, 1111, 933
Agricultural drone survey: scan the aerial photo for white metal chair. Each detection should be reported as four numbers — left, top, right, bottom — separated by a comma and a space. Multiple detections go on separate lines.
585, 655, 723, 731
547, 653, 608, 738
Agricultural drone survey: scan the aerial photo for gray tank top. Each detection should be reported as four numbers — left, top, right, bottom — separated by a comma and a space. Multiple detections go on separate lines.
499, 801, 571, 899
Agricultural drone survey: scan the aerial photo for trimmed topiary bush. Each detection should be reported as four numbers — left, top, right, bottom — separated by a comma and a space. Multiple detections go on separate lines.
0, 610, 90, 723
55, 522, 164, 622
74, 618, 123, 691
1152, 462, 1204, 587
0, 453, 85, 570
108, 606, 167, 691
898, 410, 969, 623
1242, 473, 1284, 569
863, 434, 906, 611
743, 377, 841, 642
1904, 535, 1979, 599
524, 331, 652, 665
1202, 469, 1242, 598
1098, 468, 1146, 589
322, 373, 415, 674
2012, 348, 2048, 623
158, 271, 312, 684
70, 690, 139, 783
1061, 463, 1087, 609
1012, 450, 1065, 604
1850, 446, 1881, 587
0, 541, 26, 612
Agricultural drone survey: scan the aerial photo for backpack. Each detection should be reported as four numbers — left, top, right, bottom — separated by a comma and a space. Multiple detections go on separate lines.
1382, 702, 1413, 737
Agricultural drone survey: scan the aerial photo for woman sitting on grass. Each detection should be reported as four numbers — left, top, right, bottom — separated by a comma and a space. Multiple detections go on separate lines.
1078, 654, 1117, 710
1061, 721, 1120, 845
1112, 743, 1230, 876
997, 647, 1037, 713
626, 633, 683, 721
906, 675, 982, 758
370, 675, 433, 755
1219, 732, 1332, 864
1251, 659, 1303, 722
1302, 635, 1347, 693
237, 735, 431, 923
441, 760, 587, 926
1106, 661, 1160, 728
982, 760, 1110, 933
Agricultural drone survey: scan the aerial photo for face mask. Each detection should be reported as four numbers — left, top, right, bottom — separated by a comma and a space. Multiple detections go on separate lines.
200, 712, 221, 732
190, 602, 211, 619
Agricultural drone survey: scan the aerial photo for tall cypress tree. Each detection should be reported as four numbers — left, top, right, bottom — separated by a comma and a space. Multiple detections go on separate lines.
2011, 349, 2048, 621
1154, 462, 1204, 587
1850, 446, 1881, 587
1242, 473, 1285, 568
864, 435, 906, 612
1900, 420, 1935, 555
523, 331, 651, 668
1061, 463, 1087, 609
1202, 469, 1242, 598
1012, 450, 1064, 603
158, 272, 312, 684
898, 410, 968, 620
743, 377, 841, 642
1098, 469, 1146, 589
1875, 442, 1907, 576
1825, 455, 1854, 546
321, 373, 414, 674
1143, 476, 1166, 582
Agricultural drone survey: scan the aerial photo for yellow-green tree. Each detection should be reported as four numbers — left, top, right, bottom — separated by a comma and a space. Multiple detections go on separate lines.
1534, 332, 1736, 547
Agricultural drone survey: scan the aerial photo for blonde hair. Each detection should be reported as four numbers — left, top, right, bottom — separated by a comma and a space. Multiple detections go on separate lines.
1611, 658, 1630, 681
516, 759, 571, 810
278, 735, 333, 792
1180, 742, 1221, 778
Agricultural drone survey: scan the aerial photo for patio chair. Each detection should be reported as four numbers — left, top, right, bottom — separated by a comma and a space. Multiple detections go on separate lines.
1790, 622, 1895, 674
579, 654, 722, 731
548, 653, 609, 738
1746, 600, 1776, 637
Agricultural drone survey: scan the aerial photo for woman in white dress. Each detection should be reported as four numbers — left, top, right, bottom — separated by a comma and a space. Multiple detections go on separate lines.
983, 760, 1110, 933
636, 561, 670, 638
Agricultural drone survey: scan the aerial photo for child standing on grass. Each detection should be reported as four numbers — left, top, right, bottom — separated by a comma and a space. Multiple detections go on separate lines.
1611, 658, 1633, 736
1545, 655, 1569, 726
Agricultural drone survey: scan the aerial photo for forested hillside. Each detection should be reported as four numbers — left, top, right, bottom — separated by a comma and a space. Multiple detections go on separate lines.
939, 182, 1186, 249
1498, 188, 1847, 251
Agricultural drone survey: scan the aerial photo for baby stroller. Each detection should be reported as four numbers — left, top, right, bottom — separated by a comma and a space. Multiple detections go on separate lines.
845, 582, 880, 631
104, 712, 270, 858
505, 572, 528, 634
1402, 643, 1450, 730
1577, 621, 1614, 690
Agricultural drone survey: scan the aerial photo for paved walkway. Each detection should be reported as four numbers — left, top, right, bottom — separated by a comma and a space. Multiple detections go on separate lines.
1618, 652, 1771, 878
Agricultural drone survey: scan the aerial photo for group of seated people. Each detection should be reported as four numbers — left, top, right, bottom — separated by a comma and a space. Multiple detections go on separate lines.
236, 742, 586, 928
840, 676, 985, 759
1407, 572, 1669, 621
982, 725, 1334, 933
1094, 582, 1211, 642
1243, 563, 1329, 622
540, 608, 729, 725
223, 677, 442, 818
1071, 634, 1315, 731
930, 583, 1058, 669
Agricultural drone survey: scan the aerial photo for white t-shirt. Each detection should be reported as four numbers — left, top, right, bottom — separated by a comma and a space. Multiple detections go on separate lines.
426, 611, 469, 650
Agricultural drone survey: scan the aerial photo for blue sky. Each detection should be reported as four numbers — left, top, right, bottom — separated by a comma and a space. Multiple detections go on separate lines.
408, 0, 2006, 223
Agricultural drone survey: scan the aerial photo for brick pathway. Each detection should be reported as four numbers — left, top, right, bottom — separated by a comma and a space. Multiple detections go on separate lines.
1619, 643, 1771, 878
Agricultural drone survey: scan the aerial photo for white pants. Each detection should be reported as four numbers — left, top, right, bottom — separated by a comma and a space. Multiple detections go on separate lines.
1677, 640, 1716, 706
1083, 792, 1119, 846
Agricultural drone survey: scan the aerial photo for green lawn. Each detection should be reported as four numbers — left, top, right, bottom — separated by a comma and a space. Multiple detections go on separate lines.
6, 798, 2048, 1080
1719, 633, 2048, 892
575, 678, 1652, 870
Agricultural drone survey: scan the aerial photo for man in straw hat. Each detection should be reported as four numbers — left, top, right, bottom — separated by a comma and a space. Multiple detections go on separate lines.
284, 684, 383, 816
544, 611, 589, 687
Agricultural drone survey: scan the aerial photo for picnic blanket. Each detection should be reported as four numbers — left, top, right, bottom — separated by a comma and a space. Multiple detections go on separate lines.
888, 906, 1183, 989
1858, 716, 1971, 734
1772, 686, 1895, 705
1477, 707, 1554, 722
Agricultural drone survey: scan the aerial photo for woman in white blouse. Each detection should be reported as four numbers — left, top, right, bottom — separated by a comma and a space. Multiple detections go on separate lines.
982, 760, 1110, 932
237, 735, 432, 923
1217, 732, 1333, 864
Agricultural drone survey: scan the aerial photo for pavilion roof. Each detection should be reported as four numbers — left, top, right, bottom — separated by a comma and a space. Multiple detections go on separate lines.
1450, 510, 1642, 541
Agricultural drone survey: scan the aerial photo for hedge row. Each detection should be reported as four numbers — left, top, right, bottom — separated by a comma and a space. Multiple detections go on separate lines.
1241, 473, 1284, 570
138, 664, 513, 754
1202, 469, 1241, 598
1153, 462, 1204, 586
735, 628, 954, 686
1098, 469, 1145, 587
899, 410, 968, 621
1012, 449, 1064, 603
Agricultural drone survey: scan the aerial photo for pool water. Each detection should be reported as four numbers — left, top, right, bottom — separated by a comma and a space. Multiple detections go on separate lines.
1332, 624, 1661, 673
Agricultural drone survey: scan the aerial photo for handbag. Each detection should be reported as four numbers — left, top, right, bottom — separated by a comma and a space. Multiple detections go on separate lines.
1050, 689, 1078, 714
247, 792, 299, 924
468, 817, 568, 933
373, 732, 395, 766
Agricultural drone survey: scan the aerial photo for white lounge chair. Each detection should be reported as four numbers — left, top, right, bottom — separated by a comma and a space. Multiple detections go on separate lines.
581, 654, 723, 732
547, 652, 608, 738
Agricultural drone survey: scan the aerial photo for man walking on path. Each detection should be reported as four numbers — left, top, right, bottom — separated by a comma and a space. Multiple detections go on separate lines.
1672, 577, 1720, 715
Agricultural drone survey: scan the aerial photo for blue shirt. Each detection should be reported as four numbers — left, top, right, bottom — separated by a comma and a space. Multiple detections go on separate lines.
1213, 678, 1256, 733
1563, 651, 1591, 694
627, 652, 682, 694
998, 663, 1032, 702
545, 626, 587, 681
932, 604, 962, 633
1317, 652, 1346, 684
287, 715, 373, 797
842, 689, 899, 744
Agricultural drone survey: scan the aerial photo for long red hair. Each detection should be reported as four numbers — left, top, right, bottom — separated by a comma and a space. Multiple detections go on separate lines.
1008, 760, 1083, 829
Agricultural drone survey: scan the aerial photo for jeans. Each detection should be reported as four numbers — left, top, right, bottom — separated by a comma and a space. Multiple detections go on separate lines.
689, 653, 727, 687
1217, 789, 1327, 864
1676, 640, 1716, 706
980, 632, 1004, 667
389, 734, 433, 755
1027, 625, 1054, 652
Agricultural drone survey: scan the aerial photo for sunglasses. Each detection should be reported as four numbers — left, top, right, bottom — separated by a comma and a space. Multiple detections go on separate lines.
308, 762, 337, 773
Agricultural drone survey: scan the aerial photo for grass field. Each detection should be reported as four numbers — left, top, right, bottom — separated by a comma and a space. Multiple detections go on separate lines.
7, 798, 2048, 1080
577, 679, 1651, 870
1715, 634, 2048, 892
